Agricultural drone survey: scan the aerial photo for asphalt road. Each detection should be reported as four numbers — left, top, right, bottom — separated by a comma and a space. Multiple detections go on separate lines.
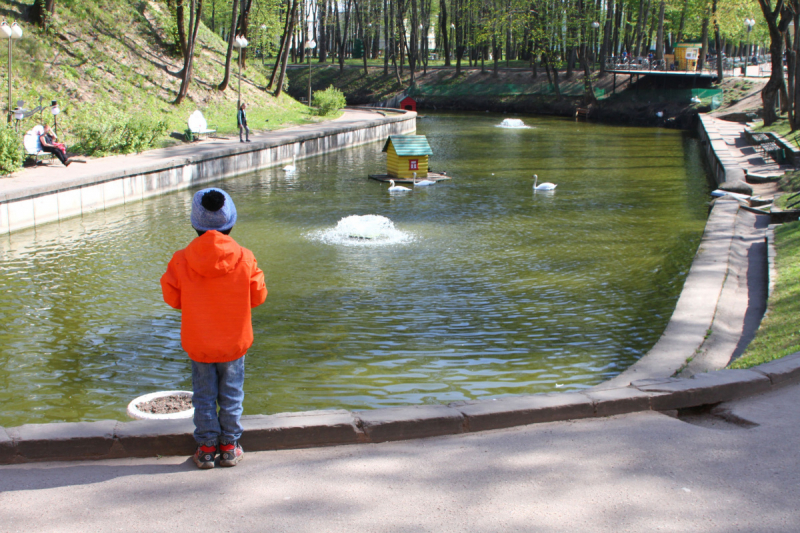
1, 382, 798, 533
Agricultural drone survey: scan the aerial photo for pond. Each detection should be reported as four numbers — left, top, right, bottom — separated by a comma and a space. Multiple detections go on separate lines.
0, 112, 710, 426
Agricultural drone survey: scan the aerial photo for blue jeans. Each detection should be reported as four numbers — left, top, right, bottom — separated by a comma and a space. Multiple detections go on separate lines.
191, 356, 245, 446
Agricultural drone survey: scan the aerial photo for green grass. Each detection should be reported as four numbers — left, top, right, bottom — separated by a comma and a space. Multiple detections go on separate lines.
731, 221, 800, 368
3, 0, 324, 158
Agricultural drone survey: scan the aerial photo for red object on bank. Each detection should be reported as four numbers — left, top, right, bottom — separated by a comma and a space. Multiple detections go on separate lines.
400, 96, 417, 112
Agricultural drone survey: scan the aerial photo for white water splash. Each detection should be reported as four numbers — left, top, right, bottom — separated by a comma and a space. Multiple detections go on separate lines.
308, 215, 414, 246
496, 118, 531, 129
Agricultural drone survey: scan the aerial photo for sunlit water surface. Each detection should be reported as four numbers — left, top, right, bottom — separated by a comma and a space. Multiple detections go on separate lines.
0, 112, 710, 425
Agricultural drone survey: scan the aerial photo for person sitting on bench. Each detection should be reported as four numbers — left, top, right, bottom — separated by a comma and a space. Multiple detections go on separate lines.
39, 124, 71, 166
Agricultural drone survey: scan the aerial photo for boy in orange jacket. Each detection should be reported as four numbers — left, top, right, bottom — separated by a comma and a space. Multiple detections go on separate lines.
161, 188, 267, 469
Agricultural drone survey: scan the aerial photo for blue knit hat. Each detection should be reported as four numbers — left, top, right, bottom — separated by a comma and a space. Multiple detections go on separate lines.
191, 188, 237, 232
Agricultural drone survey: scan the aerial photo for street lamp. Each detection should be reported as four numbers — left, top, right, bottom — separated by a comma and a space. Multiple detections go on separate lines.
51, 100, 60, 137
744, 18, 755, 69
1, 21, 22, 124
592, 21, 600, 67
260, 24, 267, 65
306, 39, 316, 108
233, 34, 249, 108
450, 23, 455, 63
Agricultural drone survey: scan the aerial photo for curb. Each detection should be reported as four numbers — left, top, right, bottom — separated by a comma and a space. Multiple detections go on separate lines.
2, 352, 798, 464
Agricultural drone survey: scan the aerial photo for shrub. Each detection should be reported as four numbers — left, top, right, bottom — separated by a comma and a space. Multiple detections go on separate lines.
0, 124, 23, 176
70, 104, 169, 156
313, 86, 346, 116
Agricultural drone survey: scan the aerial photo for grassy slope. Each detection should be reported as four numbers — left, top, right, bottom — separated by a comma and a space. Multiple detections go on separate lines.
732, 221, 800, 368
4, 0, 319, 150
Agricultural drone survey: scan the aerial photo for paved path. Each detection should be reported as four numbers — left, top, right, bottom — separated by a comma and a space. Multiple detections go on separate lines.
0, 108, 386, 201
1, 382, 798, 532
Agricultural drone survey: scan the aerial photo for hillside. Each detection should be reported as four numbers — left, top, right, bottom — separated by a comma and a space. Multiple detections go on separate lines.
2, 0, 315, 153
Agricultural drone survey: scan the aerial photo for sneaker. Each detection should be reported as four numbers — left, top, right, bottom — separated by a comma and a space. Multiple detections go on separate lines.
193, 444, 217, 469
65, 159, 72, 167
246, 139, 251, 142
219, 442, 244, 467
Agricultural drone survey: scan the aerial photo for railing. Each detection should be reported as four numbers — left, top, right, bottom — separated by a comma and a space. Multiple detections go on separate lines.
604, 54, 771, 76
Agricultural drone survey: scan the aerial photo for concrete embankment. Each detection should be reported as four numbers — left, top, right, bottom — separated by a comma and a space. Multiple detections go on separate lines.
0, 111, 789, 465
0, 109, 415, 235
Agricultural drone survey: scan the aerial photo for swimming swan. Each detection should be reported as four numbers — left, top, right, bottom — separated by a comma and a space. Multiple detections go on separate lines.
388, 179, 411, 193
412, 172, 435, 187
533, 174, 557, 191
283, 155, 297, 172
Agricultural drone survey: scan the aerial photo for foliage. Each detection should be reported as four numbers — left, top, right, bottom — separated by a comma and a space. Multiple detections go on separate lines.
184, 127, 194, 142
0, 124, 23, 175
312, 86, 347, 115
70, 104, 169, 156
732, 220, 800, 368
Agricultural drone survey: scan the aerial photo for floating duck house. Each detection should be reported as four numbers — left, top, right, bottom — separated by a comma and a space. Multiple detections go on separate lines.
382, 135, 432, 179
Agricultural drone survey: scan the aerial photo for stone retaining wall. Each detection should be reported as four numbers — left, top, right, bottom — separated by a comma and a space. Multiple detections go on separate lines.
0, 111, 415, 235
697, 115, 742, 186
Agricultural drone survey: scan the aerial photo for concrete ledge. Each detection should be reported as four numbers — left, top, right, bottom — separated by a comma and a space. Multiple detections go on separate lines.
752, 351, 800, 387
113, 419, 196, 459
585, 387, 658, 417
453, 393, 594, 432
632, 369, 771, 410
3, 356, 800, 464
6, 420, 117, 463
239, 410, 363, 450
0, 426, 14, 463
355, 405, 465, 443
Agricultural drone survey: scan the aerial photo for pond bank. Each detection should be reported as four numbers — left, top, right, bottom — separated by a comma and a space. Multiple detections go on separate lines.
0, 109, 415, 235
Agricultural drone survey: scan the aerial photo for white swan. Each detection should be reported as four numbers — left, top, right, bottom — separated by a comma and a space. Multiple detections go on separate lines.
283, 154, 296, 172
388, 179, 411, 193
412, 171, 435, 187
533, 174, 557, 191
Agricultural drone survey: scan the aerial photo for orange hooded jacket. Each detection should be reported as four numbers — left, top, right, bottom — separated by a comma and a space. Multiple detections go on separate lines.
161, 231, 267, 363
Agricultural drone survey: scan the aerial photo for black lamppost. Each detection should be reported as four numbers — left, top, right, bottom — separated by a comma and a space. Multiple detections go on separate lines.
592, 21, 600, 67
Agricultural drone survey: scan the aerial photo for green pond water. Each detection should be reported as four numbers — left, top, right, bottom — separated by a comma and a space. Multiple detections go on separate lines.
0, 112, 710, 426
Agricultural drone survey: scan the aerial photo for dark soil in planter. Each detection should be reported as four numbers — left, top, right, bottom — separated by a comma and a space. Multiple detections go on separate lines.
137, 394, 193, 414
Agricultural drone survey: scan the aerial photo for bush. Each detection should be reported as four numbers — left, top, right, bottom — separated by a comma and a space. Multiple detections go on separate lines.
70, 104, 169, 156
313, 86, 346, 116
0, 124, 23, 175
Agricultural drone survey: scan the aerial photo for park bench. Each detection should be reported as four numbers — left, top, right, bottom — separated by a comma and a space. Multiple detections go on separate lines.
23, 125, 54, 165
187, 110, 217, 140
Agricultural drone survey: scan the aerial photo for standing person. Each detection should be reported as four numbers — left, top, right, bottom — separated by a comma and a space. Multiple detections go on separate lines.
39, 124, 71, 166
237, 102, 250, 143
161, 188, 267, 469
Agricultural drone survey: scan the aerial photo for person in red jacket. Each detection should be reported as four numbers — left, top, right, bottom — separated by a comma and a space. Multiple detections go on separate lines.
161, 188, 267, 469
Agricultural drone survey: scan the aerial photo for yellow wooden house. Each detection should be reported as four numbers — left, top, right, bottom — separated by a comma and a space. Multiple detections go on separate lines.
382, 135, 433, 179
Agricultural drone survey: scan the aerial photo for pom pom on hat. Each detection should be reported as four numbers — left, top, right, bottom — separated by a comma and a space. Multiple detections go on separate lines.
191, 188, 237, 232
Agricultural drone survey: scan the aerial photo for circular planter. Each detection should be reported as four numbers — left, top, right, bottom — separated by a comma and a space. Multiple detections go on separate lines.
127, 390, 194, 420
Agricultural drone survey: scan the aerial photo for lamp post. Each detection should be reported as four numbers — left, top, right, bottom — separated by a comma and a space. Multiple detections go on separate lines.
260, 24, 267, 65
305, 39, 316, 108
744, 18, 755, 70
51, 100, 60, 137
592, 21, 600, 68
1, 21, 22, 124
233, 34, 249, 108
450, 23, 455, 63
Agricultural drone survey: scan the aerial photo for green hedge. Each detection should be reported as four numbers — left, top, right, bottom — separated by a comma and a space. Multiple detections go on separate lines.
0, 124, 23, 175
70, 104, 169, 156
313, 86, 346, 116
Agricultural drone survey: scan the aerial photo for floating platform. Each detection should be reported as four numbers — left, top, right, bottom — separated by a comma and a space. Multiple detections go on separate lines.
368, 172, 451, 184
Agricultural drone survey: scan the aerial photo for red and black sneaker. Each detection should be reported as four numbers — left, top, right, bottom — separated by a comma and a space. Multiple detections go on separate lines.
219, 442, 244, 467
193, 444, 217, 469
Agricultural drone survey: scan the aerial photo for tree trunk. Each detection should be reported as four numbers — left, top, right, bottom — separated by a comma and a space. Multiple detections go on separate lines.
713, 0, 723, 82
175, 0, 204, 104
31, 0, 56, 29
275, 0, 298, 97
440, 0, 450, 66
655, 1, 665, 60
698, 12, 708, 70
218, 0, 240, 91
268, 0, 293, 90
758, 0, 792, 126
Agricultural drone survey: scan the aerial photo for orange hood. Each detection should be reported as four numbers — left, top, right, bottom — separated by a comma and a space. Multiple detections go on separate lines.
184, 231, 243, 279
